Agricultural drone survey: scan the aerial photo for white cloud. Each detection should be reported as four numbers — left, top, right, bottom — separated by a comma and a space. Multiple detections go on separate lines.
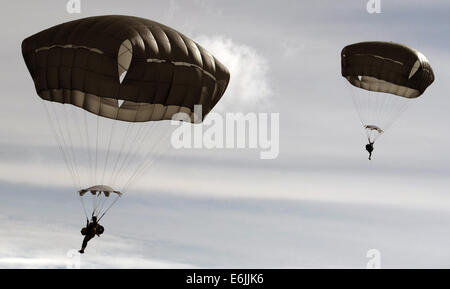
196, 36, 272, 112
0, 255, 195, 269
0, 216, 195, 269
3, 152, 450, 212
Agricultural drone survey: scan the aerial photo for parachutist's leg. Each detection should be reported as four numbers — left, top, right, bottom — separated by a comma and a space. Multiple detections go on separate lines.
79, 235, 93, 254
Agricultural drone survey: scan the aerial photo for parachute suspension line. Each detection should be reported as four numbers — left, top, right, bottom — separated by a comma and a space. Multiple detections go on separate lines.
368, 90, 373, 124
378, 95, 396, 131
374, 91, 383, 124
366, 90, 376, 126
93, 193, 110, 217
107, 121, 133, 186
122, 132, 172, 193
379, 93, 396, 128
118, 122, 156, 174
122, 123, 174, 193
352, 86, 375, 143
49, 105, 73, 187
69, 104, 96, 187
123, 124, 165, 185
92, 193, 107, 217
79, 194, 89, 220
380, 92, 394, 122
383, 98, 412, 132
367, 89, 380, 142
370, 94, 387, 142
376, 91, 386, 124
98, 194, 121, 222
83, 109, 95, 186
368, 87, 412, 136
112, 120, 158, 188
94, 115, 100, 184
69, 105, 90, 185
49, 103, 82, 189
110, 102, 144, 179
94, 195, 109, 217
61, 104, 82, 186
92, 192, 98, 215
350, 84, 414, 143
351, 88, 367, 142
349, 85, 366, 135
351, 85, 365, 128
106, 123, 136, 187
391, 92, 412, 125
362, 89, 413, 143
375, 92, 387, 129
109, 119, 148, 186
41, 101, 79, 189
374, 92, 388, 129
101, 116, 118, 185
366, 89, 371, 124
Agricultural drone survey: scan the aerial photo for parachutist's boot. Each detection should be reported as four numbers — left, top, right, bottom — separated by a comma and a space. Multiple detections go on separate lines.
79, 249, 84, 254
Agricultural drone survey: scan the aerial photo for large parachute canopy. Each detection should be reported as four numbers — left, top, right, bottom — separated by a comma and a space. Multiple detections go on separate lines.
22, 15, 230, 123
341, 41, 434, 142
22, 15, 230, 219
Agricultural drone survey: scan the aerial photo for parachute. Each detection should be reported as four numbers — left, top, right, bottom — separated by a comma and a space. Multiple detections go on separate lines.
341, 41, 434, 143
22, 15, 230, 219
79, 185, 122, 220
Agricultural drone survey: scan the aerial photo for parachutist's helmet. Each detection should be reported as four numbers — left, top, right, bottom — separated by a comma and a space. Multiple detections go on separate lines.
92, 216, 98, 222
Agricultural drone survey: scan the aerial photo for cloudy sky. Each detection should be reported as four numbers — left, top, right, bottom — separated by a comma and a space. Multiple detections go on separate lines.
1, 0, 450, 268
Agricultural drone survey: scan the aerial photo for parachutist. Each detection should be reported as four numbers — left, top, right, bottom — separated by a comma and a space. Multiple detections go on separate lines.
79, 216, 104, 254
342, 42, 434, 159
23, 17, 229, 251
365, 142, 374, 160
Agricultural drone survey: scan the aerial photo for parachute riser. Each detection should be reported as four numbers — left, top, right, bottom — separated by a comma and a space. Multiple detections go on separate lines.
78, 186, 122, 221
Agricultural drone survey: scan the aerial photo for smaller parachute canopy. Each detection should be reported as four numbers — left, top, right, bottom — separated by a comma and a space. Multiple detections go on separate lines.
79, 185, 122, 197
365, 125, 384, 134
341, 41, 434, 98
